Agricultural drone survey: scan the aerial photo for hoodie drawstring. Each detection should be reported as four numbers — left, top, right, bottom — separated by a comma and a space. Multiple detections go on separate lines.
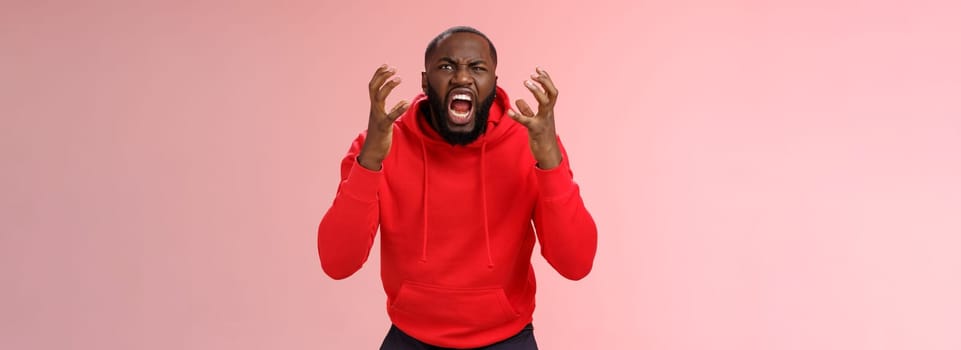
480, 142, 494, 268
418, 137, 494, 269
420, 137, 429, 262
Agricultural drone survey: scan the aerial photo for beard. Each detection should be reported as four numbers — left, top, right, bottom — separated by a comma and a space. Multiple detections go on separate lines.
423, 82, 497, 146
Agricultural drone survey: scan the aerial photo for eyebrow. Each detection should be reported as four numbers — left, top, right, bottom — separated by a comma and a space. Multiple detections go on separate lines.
437, 57, 488, 65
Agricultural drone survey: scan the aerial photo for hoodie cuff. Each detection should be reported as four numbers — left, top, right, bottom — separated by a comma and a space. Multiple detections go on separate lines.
341, 157, 382, 201
535, 157, 576, 200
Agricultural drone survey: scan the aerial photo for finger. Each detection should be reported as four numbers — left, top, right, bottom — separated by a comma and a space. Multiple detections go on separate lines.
531, 67, 558, 101
535, 66, 550, 79
515, 99, 536, 118
376, 76, 402, 102
368, 65, 397, 96
524, 79, 550, 106
386, 100, 410, 121
507, 109, 533, 127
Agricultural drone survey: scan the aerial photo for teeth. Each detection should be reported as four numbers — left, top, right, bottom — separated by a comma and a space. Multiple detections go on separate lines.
449, 93, 472, 119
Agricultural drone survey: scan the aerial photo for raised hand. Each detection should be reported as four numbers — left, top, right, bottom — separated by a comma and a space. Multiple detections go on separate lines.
358, 65, 410, 171
508, 67, 563, 170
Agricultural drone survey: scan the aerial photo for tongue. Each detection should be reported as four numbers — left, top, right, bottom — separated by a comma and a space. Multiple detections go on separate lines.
451, 100, 471, 113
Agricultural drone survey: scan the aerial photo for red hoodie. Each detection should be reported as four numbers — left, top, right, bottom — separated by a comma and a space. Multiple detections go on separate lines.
317, 86, 597, 348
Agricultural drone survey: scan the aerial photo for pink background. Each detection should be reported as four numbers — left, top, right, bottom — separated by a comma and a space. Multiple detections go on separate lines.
3, 1, 960, 349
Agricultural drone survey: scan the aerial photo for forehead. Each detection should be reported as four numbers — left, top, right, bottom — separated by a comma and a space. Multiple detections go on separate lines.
429, 32, 492, 62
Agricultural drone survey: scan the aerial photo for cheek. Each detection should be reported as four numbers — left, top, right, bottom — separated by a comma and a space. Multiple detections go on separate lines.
477, 74, 495, 87
429, 78, 448, 92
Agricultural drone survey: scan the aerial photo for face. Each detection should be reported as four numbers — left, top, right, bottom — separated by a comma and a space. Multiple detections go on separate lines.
422, 32, 497, 145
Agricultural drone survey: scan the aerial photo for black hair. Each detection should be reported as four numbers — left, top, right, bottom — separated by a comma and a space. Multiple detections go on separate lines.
424, 26, 497, 67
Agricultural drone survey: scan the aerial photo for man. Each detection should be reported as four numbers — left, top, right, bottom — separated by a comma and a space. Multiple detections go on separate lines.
318, 26, 597, 350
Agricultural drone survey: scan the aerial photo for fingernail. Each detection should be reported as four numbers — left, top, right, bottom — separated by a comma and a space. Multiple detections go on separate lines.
525, 80, 535, 87
531, 74, 539, 79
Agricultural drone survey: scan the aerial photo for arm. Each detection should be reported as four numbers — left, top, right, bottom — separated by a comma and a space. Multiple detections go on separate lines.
318, 64, 409, 279
317, 134, 382, 280
508, 66, 598, 279
532, 139, 598, 280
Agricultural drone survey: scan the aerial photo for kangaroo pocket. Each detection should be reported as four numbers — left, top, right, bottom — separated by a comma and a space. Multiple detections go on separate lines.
389, 281, 520, 334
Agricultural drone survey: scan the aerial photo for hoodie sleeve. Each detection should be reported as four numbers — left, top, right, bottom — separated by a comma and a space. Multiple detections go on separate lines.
532, 137, 598, 280
317, 132, 381, 280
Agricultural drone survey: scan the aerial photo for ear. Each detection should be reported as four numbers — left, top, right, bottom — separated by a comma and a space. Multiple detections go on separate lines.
421, 72, 427, 93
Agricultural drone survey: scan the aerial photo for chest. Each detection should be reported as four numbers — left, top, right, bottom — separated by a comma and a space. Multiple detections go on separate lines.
379, 139, 538, 223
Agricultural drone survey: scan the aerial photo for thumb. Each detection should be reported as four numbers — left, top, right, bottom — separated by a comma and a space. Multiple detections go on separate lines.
508, 109, 533, 128
387, 100, 410, 121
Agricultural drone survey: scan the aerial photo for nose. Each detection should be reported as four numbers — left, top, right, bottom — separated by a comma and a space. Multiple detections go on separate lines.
452, 66, 472, 86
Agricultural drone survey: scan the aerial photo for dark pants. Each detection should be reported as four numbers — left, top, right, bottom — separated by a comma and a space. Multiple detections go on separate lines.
380, 323, 538, 350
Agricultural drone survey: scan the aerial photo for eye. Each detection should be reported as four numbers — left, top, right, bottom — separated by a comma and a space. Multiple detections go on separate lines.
471, 66, 487, 72
439, 64, 453, 71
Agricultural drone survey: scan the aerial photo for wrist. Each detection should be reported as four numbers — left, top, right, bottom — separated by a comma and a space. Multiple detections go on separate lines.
535, 155, 562, 170
357, 151, 384, 171
533, 147, 562, 169
530, 135, 560, 169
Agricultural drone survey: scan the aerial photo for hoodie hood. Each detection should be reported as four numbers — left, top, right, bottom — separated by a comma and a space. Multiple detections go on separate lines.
397, 85, 516, 148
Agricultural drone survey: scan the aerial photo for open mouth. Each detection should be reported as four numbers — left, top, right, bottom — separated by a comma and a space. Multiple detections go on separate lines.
447, 90, 474, 125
